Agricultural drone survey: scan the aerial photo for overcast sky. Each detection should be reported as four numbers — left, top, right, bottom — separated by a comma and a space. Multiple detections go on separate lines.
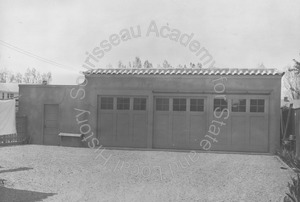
0, 0, 300, 84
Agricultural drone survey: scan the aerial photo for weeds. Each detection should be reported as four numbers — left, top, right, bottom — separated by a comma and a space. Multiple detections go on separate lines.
284, 174, 300, 202
277, 147, 300, 173
278, 147, 300, 201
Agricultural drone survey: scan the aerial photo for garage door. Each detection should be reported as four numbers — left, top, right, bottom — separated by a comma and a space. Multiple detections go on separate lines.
97, 96, 148, 148
209, 95, 269, 152
153, 96, 208, 150
153, 95, 269, 152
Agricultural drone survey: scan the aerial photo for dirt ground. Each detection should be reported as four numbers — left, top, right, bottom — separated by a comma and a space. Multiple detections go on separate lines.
0, 145, 294, 202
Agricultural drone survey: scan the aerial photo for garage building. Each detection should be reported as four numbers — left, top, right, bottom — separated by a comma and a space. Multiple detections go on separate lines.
19, 68, 283, 153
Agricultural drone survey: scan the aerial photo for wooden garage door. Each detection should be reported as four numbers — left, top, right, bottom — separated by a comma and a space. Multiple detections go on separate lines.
153, 95, 269, 152
231, 95, 269, 152
153, 96, 208, 150
43, 104, 59, 145
97, 96, 148, 148
210, 95, 269, 152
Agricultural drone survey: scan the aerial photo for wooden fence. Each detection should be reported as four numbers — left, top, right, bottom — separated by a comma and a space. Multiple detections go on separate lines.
294, 109, 300, 157
281, 106, 300, 157
0, 115, 28, 146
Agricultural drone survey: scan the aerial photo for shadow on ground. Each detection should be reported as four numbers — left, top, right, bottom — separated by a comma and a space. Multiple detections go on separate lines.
0, 186, 56, 202
0, 166, 56, 201
0, 167, 33, 174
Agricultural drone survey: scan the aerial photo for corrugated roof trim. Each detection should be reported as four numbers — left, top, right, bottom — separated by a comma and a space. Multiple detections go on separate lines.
84, 68, 284, 76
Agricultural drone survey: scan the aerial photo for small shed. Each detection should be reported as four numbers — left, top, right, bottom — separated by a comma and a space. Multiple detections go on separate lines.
18, 68, 284, 153
0, 83, 19, 99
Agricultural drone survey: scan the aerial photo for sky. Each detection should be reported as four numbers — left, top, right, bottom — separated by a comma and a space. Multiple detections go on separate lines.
0, 0, 300, 84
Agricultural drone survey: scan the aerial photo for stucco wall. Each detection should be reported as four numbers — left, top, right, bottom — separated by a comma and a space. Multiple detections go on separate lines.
19, 74, 282, 153
85, 74, 282, 153
18, 85, 87, 145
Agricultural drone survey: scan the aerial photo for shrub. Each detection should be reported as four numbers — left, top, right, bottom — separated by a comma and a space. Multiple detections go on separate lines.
277, 147, 300, 172
278, 147, 300, 201
284, 174, 300, 202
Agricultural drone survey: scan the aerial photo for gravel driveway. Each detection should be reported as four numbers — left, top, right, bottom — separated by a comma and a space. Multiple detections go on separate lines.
0, 145, 294, 202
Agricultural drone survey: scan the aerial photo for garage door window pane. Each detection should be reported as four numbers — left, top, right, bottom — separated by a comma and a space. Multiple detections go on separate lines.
258, 106, 264, 112
231, 99, 246, 112
117, 97, 130, 110
133, 98, 147, 110
250, 99, 264, 112
214, 98, 228, 112
250, 99, 257, 105
173, 98, 186, 111
258, 99, 265, 105
156, 98, 169, 111
190, 99, 204, 112
101, 97, 113, 110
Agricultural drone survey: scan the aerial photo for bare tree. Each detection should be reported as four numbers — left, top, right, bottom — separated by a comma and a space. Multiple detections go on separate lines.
291, 53, 300, 74
190, 63, 196, 68
283, 66, 300, 100
162, 60, 171, 69
23, 68, 32, 83
257, 63, 266, 69
15, 73, 23, 83
0, 68, 8, 82
118, 60, 127, 69
9, 73, 16, 83
176, 64, 183, 69
143, 60, 153, 68
0, 67, 52, 84
22, 68, 52, 84
133, 57, 142, 68
42, 72, 52, 84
